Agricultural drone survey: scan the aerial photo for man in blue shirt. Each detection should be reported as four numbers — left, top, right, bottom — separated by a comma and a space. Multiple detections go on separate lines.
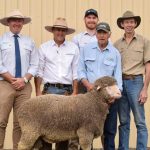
78, 22, 122, 150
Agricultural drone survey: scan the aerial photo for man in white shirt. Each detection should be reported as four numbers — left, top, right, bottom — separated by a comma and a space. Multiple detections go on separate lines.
0, 10, 38, 149
35, 17, 79, 150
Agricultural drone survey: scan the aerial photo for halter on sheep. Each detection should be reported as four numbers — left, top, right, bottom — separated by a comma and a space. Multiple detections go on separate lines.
18, 76, 121, 150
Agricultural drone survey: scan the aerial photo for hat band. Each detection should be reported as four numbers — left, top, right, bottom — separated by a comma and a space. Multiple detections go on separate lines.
53, 25, 68, 29
8, 15, 25, 18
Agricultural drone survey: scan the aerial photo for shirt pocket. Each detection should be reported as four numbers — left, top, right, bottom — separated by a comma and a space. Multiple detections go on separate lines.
1, 43, 12, 51
0, 43, 13, 57
132, 49, 143, 61
24, 45, 32, 55
84, 56, 96, 72
64, 53, 75, 64
103, 58, 115, 75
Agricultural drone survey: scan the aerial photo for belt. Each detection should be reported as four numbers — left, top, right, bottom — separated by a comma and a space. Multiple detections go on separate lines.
44, 83, 72, 89
122, 74, 143, 80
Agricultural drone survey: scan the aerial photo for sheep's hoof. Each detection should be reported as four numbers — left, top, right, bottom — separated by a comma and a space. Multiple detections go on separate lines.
18, 143, 27, 149
18, 142, 33, 150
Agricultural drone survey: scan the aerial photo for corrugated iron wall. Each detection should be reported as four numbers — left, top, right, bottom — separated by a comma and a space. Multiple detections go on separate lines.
0, 0, 150, 148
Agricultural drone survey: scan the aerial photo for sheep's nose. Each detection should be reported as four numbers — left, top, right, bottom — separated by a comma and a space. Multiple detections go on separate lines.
115, 90, 122, 99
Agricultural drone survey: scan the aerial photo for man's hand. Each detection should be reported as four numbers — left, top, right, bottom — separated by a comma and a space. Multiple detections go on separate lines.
71, 92, 77, 96
81, 78, 94, 92
11, 78, 25, 90
138, 88, 148, 104
86, 83, 94, 92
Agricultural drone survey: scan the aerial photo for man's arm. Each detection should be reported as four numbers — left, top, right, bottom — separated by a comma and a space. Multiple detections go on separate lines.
81, 78, 94, 91
34, 76, 43, 96
11, 73, 33, 90
72, 79, 78, 95
0, 72, 14, 83
139, 62, 150, 104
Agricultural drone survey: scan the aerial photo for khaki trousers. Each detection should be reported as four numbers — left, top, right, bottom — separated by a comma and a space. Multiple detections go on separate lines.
0, 81, 32, 149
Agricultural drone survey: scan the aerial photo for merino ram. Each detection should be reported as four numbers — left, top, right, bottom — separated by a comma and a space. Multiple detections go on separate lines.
18, 76, 121, 150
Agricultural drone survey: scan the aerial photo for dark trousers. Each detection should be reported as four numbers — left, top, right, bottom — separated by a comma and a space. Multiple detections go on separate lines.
103, 101, 118, 150
40, 84, 72, 150
40, 140, 68, 150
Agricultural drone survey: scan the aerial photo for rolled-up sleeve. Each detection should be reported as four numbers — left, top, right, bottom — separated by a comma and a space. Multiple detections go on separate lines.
37, 46, 46, 78
27, 41, 39, 76
72, 46, 79, 80
144, 38, 150, 63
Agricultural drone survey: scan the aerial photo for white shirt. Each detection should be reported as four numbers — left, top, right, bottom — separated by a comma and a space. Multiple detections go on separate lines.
37, 40, 79, 84
72, 31, 97, 51
0, 32, 39, 80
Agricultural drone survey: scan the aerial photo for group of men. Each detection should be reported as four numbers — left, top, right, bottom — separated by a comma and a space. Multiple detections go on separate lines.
0, 8, 149, 150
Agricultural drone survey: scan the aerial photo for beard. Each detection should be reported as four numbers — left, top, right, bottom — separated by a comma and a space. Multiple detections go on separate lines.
85, 24, 97, 30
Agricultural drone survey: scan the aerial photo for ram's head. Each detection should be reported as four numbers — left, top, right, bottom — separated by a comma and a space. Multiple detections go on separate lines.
94, 76, 121, 104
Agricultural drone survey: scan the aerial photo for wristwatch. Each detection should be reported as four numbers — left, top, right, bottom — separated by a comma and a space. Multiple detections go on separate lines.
23, 77, 29, 84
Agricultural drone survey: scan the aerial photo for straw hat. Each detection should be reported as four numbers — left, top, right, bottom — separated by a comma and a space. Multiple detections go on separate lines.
117, 10, 141, 29
0, 10, 31, 26
45, 18, 75, 35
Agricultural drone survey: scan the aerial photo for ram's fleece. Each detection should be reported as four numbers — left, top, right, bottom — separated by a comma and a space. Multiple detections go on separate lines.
18, 76, 121, 150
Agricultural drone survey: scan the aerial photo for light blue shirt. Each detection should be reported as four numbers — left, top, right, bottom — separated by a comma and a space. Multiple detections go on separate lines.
72, 31, 97, 51
78, 41, 122, 90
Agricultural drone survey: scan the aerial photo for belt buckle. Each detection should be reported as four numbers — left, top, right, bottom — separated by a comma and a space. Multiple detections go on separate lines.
59, 84, 64, 88
132, 75, 135, 80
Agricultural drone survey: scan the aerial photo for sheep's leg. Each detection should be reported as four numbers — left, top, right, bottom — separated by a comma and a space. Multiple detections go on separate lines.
18, 130, 39, 150
77, 129, 94, 150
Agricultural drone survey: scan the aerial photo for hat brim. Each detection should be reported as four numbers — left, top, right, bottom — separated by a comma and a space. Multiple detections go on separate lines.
117, 16, 141, 29
0, 16, 31, 26
45, 25, 75, 35
97, 28, 110, 33
85, 12, 98, 18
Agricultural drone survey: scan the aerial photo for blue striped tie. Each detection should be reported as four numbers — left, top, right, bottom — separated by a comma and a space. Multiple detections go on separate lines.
14, 34, 22, 77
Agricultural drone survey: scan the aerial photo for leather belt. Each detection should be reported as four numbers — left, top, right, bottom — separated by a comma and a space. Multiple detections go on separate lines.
44, 83, 72, 89
122, 74, 143, 80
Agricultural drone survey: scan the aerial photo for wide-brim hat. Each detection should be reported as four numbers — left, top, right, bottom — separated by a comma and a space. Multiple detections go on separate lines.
117, 10, 141, 29
45, 17, 75, 35
0, 10, 31, 26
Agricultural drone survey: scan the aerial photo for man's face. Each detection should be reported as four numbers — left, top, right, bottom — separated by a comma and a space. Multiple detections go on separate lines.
53, 27, 67, 44
121, 18, 137, 34
96, 30, 110, 47
8, 18, 24, 34
84, 14, 99, 30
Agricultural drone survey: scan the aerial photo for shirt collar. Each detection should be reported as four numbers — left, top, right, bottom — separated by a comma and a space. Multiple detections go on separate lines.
93, 42, 110, 52
122, 33, 137, 41
84, 31, 96, 36
51, 40, 67, 47
8, 31, 21, 38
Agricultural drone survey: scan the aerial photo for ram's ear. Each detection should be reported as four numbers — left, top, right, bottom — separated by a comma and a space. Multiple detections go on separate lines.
96, 85, 102, 91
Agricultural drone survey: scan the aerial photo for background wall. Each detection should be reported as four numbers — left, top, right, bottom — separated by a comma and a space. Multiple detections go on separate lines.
0, 0, 150, 148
